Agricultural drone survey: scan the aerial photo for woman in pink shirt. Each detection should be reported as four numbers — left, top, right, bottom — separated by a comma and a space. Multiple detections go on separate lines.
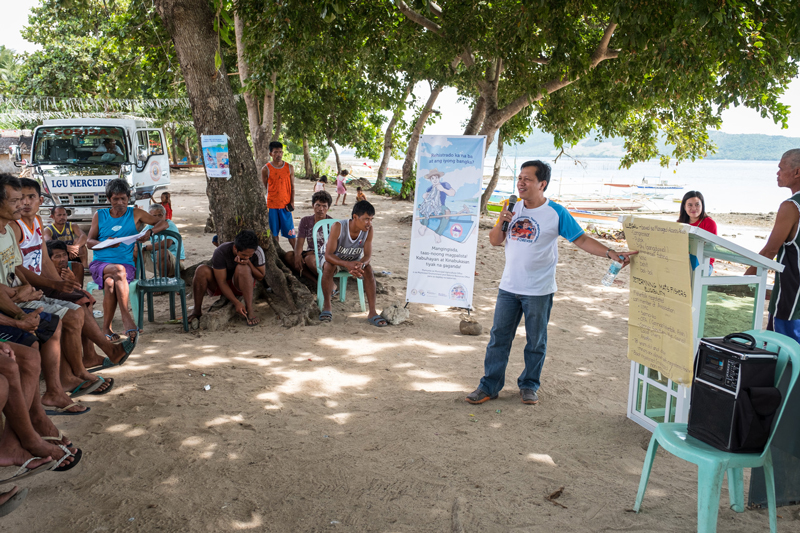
678, 190, 717, 274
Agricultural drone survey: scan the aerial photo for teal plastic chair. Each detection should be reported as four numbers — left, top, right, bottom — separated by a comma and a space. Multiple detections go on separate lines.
312, 219, 365, 312
633, 329, 800, 532
133, 230, 188, 331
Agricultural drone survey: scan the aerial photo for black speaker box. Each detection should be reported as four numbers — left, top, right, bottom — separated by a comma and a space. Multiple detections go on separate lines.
687, 333, 781, 453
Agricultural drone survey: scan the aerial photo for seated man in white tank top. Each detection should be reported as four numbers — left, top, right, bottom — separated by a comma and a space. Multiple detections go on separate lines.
319, 200, 386, 327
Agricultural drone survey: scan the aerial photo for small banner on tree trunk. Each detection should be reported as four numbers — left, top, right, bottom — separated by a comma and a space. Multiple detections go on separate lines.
201, 134, 230, 179
405, 135, 487, 309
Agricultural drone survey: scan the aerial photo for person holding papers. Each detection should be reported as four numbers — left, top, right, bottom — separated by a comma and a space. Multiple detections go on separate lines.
87, 179, 168, 342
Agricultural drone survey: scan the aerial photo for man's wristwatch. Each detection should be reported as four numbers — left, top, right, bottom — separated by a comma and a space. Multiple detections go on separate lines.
606, 249, 614, 259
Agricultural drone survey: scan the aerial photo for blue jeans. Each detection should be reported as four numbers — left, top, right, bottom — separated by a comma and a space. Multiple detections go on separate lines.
478, 289, 554, 396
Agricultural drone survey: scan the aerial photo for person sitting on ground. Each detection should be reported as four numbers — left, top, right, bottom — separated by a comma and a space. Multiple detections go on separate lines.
150, 191, 173, 220
261, 141, 296, 248
356, 187, 366, 203
134, 204, 185, 277
287, 190, 333, 280
314, 176, 327, 193
334, 170, 348, 206
187, 229, 265, 328
319, 200, 386, 327
87, 178, 168, 343
43, 206, 88, 284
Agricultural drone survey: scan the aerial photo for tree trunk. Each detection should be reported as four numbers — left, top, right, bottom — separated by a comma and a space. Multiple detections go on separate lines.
327, 134, 342, 175
169, 125, 179, 165
376, 81, 413, 192
480, 130, 504, 214
302, 135, 313, 179
184, 136, 193, 163
401, 83, 442, 192
155, 0, 315, 327
463, 95, 486, 136
273, 112, 282, 142
233, 13, 274, 170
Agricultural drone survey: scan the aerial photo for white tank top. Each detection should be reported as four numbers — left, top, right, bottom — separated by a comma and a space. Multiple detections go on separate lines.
17, 216, 43, 274
334, 219, 367, 262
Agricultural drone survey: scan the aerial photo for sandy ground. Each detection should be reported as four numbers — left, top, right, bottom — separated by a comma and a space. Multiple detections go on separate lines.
4, 169, 799, 532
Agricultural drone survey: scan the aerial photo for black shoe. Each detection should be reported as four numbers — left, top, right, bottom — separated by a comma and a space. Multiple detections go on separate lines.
520, 389, 539, 405
465, 388, 498, 404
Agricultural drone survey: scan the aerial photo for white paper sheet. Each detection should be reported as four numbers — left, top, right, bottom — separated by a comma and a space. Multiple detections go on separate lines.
93, 228, 149, 249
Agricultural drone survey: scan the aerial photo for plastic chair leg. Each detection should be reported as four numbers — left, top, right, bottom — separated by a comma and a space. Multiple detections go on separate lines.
696, 463, 725, 533
634, 435, 659, 512
339, 276, 348, 303
129, 280, 139, 320
317, 278, 324, 311
763, 451, 778, 533
180, 290, 188, 332
726, 468, 744, 513
137, 290, 145, 331
147, 292, 154, 323
357, 278, 366, 312
169, 292, 176, 320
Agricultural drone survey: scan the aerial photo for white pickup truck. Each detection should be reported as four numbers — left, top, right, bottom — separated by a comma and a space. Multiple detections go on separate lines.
17, 118, 170, 221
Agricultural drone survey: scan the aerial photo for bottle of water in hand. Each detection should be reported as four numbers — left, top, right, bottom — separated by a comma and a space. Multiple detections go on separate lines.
602, 260, 624, 286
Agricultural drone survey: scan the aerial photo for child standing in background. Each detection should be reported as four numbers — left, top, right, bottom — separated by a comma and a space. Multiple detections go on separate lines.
356, 187, 366, 202
314, 176, 327, 193
150, 191, 173, 220
335, 170, 348, 206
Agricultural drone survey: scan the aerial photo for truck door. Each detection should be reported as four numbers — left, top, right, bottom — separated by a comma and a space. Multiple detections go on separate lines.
134, 129, 170, 192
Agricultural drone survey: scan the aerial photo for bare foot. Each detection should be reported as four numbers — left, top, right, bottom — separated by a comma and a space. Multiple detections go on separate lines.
0, 431, 54, 469
0, 486, 20, 506
40, 390, 89, 414
29, 411, 71, 447
83, 350, 105, 369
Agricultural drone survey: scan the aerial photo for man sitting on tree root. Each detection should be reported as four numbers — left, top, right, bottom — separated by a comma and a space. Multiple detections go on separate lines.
187, 230, 266, 328
319, 200, 387, 327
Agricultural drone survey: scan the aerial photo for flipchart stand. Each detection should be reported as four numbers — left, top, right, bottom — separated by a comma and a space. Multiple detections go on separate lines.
626, 225, 783, 432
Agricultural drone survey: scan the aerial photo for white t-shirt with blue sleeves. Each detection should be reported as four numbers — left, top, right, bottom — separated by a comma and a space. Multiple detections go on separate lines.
499, 199, 583, 296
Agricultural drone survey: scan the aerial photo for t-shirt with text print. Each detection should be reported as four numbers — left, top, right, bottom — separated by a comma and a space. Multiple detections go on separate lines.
499, 199, 583, 296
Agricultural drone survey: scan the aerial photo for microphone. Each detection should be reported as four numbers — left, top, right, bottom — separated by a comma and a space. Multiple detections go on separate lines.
502, 195, 518, 232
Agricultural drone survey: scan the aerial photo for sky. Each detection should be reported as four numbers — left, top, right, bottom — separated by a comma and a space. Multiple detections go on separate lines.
4, 0, 800, 139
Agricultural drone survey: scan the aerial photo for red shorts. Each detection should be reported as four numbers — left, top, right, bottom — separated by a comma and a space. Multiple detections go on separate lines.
209, 278, 243, 297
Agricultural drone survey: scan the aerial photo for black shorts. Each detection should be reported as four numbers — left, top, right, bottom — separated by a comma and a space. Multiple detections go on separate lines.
0, 309, 60, 346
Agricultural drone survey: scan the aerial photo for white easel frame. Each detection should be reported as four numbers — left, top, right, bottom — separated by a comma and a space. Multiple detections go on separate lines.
626, 224, 783, 432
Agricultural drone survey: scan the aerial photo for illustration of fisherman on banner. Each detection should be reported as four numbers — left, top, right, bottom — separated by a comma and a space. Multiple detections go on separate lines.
416, 167, 479, 244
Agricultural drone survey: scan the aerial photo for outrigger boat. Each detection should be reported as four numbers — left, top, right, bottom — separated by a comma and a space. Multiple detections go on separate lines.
418, 211, 478, 244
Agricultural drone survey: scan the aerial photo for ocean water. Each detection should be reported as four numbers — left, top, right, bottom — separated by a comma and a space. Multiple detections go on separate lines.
383, 156, 787, 214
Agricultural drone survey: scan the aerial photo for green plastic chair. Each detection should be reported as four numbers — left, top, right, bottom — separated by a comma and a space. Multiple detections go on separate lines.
133, 230, 188, 331
633, 329, 800, 532
82, 265, 139, 320
312, 219, 365, 312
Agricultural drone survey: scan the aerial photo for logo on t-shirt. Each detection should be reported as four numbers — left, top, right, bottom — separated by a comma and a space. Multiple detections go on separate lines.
112, 225, 122, 232
508, 216, 540, 243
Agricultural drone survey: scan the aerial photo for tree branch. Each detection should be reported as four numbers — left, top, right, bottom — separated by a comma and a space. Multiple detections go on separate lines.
590, 22, 618, 68
394, 0, 442, 34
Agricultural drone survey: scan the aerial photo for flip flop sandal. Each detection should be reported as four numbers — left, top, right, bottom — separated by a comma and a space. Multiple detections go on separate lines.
105, 333, 123, 344
43, 404, 91, 416
68, 379, 104, 398
42, 430, 71, 446
246, 315, 259, 327
89, 376, 114, 395
50, 445, 82, 473
0, 487, 29, 518
124, 329, 139, 342
90, 333, 138, 373
368, 315, 388, 327
319, 311, 332, 322
0, 457, 55, 484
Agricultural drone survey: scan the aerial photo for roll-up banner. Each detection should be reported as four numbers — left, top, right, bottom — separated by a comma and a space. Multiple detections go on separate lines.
405, 135, 487, 309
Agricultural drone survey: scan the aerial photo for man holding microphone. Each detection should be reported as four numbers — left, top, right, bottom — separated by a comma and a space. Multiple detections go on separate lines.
466, 160, 637, 405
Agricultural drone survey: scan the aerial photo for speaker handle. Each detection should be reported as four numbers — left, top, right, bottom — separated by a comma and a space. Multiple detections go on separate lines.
723, 332, 756, 348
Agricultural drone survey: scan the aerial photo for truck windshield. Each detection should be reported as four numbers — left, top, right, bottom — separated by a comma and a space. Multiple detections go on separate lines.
32, 126, 127, 165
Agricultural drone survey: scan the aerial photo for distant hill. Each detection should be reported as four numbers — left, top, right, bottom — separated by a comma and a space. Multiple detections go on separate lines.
490, 130, 800, 161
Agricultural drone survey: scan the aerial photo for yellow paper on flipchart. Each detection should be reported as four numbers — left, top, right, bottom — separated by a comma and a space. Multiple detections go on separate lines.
623, 217, 694, 385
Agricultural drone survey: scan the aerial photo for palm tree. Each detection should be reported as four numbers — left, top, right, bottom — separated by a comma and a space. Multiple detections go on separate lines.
0, 46, 21, 85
